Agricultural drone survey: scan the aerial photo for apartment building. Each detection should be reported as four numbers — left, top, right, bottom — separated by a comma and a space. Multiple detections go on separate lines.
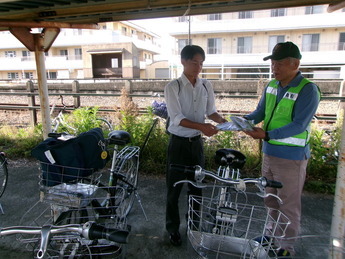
0, 21, 162, 80
0, 5, 343, 81
169, 5, 345, 80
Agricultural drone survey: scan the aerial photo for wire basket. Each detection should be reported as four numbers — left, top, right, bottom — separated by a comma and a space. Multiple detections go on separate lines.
19, 186, 129, 258
38, 162, 102, 208
16, 162, 130, 258
187, 195, 290, 259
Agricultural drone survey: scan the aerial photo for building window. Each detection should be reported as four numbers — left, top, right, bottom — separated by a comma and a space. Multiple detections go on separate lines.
271, 8, 286, 17
111, 58, 119, 68
5, 51, 16, 58
60, 49, 68, 56
207, 38, 222, 54
339, 32, 345, 50
208, 13, 222, 20
268, 35, 285, 52
73, 29, 83, 35
178, 16, 189, 22
302, 34, 320, 51
7, 72, 18, 79
238, 11, 253, 19
47, 72, 57, 79
22, 72, 33, 79
178, 39, 191, 54
22, 50, 31, 60
60, 49, 68, 60
305, 5, 323, 14
237, 37, 252, 53
74, 48, 82, 60
121, 27, 127, 35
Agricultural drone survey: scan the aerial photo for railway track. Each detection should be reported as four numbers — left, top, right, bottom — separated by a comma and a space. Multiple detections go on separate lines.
0, 103, 337, 127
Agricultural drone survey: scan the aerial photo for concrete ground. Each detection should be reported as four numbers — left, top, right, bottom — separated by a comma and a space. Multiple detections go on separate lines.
0, 160, 336, 258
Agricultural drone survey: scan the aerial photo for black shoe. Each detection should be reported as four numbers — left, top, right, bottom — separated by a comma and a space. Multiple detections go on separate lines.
169, 231, 182, 246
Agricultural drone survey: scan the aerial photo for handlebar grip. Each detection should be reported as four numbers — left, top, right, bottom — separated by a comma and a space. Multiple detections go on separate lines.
88, 223, 129, 244
169, 164, 196, 177
265, 179, 283, 189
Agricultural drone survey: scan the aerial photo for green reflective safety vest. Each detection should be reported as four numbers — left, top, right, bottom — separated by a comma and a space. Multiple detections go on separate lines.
264, 78, 320, 147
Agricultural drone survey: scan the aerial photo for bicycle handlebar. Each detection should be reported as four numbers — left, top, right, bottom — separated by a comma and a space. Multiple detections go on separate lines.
0, 221, 129, 259
170, 164, 283, 189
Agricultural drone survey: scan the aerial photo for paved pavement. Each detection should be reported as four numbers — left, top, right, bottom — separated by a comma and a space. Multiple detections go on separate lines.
0, 160, 335, 258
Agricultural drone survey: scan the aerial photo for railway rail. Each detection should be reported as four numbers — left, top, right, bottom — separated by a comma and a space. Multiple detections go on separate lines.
0, 103, 337, 126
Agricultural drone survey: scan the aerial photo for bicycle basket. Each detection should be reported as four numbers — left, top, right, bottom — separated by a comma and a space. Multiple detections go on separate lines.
187, 195, 290, 259
32, 128, 109, 186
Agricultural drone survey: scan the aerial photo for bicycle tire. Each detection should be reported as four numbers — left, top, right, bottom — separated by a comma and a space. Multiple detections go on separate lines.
97, 117, 113, 132
0, 152, 8, 198
115, 155, 139, 218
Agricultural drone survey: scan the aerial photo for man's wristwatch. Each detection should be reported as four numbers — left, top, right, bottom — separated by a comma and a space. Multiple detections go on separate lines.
264, 131, 270, 141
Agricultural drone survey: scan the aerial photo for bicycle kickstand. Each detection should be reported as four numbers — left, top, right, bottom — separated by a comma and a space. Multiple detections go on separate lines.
135, 191, 148, 221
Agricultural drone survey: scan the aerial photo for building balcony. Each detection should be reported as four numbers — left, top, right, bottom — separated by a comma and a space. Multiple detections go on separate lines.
0, 56, 83, 71
169, 12, 345, 35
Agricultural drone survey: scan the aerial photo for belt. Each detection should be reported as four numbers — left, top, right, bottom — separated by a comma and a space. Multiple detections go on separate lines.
172, 134, 201, 142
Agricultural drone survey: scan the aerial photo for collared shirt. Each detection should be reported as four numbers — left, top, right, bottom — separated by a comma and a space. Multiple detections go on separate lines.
245, 71, 320, 160
164, 73, 217, 137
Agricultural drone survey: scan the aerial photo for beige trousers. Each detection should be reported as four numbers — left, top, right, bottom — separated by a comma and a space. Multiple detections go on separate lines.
262, 154, 308, 254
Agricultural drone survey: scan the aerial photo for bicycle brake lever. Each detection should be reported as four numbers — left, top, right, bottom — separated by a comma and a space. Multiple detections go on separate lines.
174, 180, 206, 188
256, 192, 283, 204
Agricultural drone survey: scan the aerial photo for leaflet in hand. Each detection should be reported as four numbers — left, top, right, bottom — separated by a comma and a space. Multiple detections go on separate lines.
216, 116, 254, 131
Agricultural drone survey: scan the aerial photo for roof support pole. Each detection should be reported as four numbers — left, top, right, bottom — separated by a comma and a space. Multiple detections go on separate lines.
10, 27, 60, 139
34, 34, 51, 139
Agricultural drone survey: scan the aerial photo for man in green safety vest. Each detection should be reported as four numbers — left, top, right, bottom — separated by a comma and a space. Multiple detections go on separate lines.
243, 41, 321, 257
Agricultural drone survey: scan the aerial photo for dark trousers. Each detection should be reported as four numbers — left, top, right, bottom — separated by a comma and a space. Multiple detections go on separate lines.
165, 134, 204, 233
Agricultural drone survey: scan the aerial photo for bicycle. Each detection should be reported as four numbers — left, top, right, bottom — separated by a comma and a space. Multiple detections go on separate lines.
0, 221, 129, 258
50, 95, 113, 135
171, 148, 345, 258
171, 148, 291, 259
0, 151, 8, 214
20, 127, 141, 257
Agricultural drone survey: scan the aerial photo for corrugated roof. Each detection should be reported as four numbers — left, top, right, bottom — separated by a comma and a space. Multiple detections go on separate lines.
0, 0, 338, 30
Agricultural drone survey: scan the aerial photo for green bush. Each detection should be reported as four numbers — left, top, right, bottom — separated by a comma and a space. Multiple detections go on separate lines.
0, 106, 342, 194
306, 117, 342, 194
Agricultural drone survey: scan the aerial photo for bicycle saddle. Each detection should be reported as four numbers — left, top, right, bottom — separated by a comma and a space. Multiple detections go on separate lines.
108, 130, 131, 145
215, 148, 246, 169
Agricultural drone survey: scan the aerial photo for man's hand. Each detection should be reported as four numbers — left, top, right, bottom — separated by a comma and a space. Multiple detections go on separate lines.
199, 123, 219, 137
243, 127, 266, 139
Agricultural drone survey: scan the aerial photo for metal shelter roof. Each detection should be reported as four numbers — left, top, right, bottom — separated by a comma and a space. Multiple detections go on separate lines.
0, 0, 345, 254
0, 0, 343, 30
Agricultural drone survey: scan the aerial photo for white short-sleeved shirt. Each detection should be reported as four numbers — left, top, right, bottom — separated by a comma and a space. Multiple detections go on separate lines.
164, 73, 217, 137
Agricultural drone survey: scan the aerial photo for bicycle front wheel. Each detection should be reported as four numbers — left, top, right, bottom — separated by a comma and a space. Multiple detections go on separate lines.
114, 147, 139, 218
0, 152, 8, 198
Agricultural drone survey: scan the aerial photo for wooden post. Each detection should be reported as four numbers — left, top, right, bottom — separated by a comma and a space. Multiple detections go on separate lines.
72, 80, 80, 108
26, 80, 37, 126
